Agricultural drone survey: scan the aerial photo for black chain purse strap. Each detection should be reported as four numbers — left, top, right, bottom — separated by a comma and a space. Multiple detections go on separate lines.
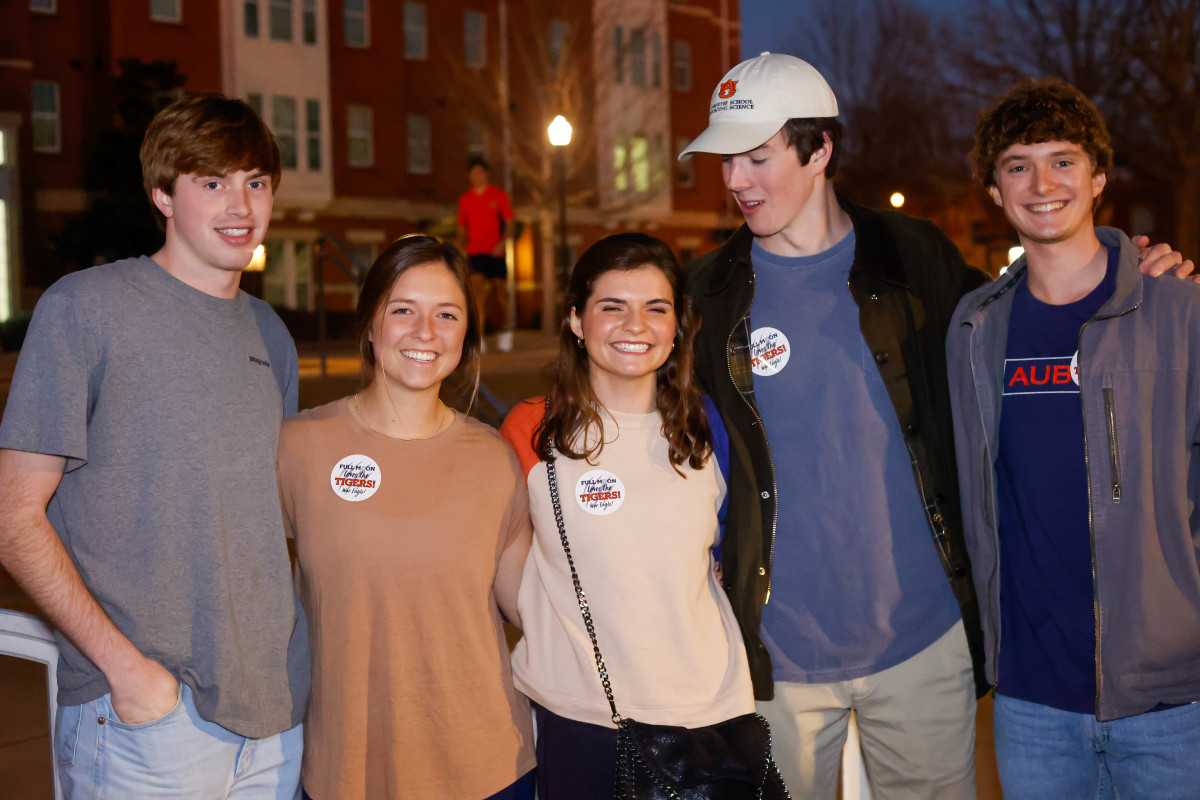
545, 454, 625, 726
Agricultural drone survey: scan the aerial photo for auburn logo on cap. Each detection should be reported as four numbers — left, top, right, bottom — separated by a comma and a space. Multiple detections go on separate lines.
718, 80, 738, 98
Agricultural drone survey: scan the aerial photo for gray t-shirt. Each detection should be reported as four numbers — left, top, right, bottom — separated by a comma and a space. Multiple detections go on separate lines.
0, 256, 309, 738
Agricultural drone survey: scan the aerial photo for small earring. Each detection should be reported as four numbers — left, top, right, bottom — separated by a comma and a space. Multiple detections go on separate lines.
671, 340, 676, 350
576, 336, 585, 348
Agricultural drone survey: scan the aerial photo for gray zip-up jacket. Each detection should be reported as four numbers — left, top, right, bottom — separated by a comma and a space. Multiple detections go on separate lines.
947, 227, 1200, 721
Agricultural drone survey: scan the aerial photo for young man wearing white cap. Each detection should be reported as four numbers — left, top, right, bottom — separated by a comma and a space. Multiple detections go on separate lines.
680, 52, 1191, 799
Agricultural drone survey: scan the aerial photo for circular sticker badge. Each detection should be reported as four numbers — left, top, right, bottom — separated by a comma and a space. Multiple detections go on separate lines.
750, 326, 791, 377
574, 469, 626, 516
1070, 351, 1081, 385
330, 454, 382, 502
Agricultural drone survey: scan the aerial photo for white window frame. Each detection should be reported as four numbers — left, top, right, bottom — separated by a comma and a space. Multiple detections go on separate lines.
273, 95, 298, 170
31, 80, 61, 154
404, 2, 428, 61
269, 0, 293, 42
464, 10, 486, 69
673, 40, 692, 92
344, 0, 368, 47
150, 0, 181, 23
347, 104, 374, 168
407, 113, 432, 175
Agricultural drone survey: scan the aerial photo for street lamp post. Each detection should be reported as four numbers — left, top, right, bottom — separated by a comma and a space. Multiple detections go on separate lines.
548, 114, 572, 311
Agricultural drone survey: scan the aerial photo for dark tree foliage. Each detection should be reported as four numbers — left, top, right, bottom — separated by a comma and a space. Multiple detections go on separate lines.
53, 59, 186, 270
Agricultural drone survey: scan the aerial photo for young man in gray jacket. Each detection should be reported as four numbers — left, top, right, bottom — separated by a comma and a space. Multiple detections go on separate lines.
947, 78, 1200, 798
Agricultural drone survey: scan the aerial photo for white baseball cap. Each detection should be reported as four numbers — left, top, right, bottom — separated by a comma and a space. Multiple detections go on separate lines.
678, 52, 839, 159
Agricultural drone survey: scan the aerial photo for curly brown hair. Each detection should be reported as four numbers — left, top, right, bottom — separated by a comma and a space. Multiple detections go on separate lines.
972, 77, 1113, 188
535, 232, 712, 473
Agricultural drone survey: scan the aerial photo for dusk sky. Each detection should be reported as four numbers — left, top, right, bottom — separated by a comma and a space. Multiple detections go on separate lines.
740, 0, 955, 59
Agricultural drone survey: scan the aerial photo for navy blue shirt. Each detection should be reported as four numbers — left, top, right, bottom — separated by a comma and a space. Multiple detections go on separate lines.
995, 246, 1117, 713
750, 234, 960, 683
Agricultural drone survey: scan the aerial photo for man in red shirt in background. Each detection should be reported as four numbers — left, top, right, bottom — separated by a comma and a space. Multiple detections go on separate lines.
458, 156, 515, 352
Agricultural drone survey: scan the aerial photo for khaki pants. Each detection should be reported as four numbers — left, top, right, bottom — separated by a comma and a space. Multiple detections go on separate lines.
758, 620, 976, 800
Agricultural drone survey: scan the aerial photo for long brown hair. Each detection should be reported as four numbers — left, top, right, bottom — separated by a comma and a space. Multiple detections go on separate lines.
535, 232, 711, 471
353, 234, 482, 402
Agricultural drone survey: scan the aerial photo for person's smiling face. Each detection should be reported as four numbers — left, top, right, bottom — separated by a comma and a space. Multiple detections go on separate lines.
989, 140, 1105, 247
370, 261, 469, 395
570, 265, 677, 398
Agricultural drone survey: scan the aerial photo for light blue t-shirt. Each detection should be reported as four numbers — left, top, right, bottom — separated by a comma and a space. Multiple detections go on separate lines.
750, 234, 960, 683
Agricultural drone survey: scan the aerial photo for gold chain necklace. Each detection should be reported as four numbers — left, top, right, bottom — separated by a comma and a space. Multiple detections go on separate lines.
352, 394, 450, 441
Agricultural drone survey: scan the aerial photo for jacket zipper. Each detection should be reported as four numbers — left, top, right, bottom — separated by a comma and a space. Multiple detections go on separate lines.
1103, 388, 1121, 503
728, 272, 778, 604
1077, 305, 1137, 717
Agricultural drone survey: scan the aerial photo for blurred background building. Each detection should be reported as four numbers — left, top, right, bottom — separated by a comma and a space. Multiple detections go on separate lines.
0, 0, 741, 330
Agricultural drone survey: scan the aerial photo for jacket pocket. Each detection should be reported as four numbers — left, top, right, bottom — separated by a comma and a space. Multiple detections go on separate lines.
1103, 387, 1121, 503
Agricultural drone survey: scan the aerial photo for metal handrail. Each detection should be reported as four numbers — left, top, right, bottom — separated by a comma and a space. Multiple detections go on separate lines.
0, 608, 63, 800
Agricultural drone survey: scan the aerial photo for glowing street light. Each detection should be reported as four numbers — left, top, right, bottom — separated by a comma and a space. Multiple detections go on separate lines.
1008, 246, 1025, 264
548, 115, 573, 147
889, 192, 905, 208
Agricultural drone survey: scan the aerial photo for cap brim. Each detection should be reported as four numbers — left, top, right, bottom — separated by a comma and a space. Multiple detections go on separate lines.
677, 119, 788, 160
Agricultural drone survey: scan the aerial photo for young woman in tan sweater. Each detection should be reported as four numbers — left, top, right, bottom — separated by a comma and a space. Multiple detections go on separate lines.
278, 235, 535, 800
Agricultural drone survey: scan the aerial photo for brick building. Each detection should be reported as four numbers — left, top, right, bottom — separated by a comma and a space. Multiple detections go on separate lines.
0, 0, 740, 330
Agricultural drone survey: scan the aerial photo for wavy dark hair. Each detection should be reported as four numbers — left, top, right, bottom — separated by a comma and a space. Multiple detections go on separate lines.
353, 234, 482, 404
535, 232, 711, 472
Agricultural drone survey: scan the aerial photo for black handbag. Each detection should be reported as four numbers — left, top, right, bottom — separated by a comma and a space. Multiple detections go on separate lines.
545, 457, 791, 800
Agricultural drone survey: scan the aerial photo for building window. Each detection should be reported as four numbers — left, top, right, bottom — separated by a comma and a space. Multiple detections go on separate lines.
270, 0, 292, 41
244, 0, 259, 36
631, 133, 649, 192
273, 96, 298, 170
613, 130, 627, 193
344, 0, 368, 46
467, 120, 487, 159
31, 81, 61, 153
651, 33, 662, 89
302, 0, 316, 44
613, 26, 624, 84
673, 40, 692, 91
30, 0, 57, 13
630, 29, 646, 88
404, 2, 427, 60
150, 0, 181, 22
675, 136, 694, 187
653, 132, 665, 189
247, 93, 263, 116
550, 19, 568, 66
407, 113, 431, 174
305, 99, 321, 171
464, 10, 486, 69
347, 104, 373, 167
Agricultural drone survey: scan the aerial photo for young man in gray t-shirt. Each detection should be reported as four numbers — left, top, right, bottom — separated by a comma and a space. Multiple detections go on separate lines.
0, 94, 309, 798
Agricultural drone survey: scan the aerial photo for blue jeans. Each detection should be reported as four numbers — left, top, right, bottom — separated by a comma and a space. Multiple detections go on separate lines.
993, 693, 1200, 799
55, 682, 303, 799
